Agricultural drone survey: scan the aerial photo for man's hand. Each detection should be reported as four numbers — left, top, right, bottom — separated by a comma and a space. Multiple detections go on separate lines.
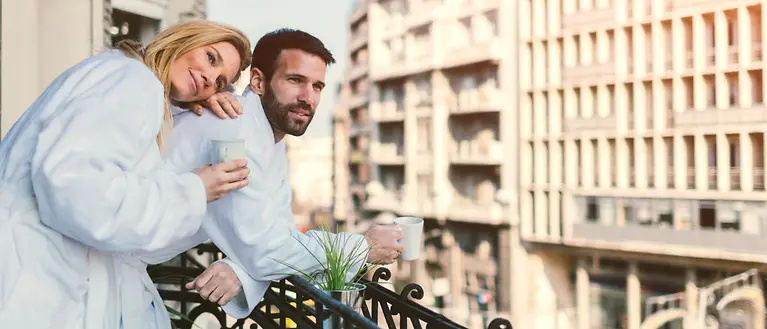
364, 224, 405, 265
185, 262, 242, 306
192, 91, 242, 119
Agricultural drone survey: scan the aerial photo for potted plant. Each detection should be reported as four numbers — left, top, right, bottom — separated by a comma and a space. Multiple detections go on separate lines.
275, 224, 375, 328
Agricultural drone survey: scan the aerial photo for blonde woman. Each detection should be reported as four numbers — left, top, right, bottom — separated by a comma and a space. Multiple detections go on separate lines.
0, 21, 252, 329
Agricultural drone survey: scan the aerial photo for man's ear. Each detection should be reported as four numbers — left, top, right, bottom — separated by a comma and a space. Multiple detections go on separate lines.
250, 67, 266, 95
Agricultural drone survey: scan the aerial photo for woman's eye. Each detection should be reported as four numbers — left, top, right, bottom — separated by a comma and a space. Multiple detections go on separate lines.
208, 52, 215, 64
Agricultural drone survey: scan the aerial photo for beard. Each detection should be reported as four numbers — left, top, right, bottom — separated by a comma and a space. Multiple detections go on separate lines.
261, 84, 314, 137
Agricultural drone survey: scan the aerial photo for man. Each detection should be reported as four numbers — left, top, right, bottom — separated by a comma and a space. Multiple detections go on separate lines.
164, 28, 404, 318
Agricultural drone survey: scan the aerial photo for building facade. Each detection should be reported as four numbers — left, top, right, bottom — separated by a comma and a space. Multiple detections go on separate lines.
1, 0, 206, 138
334, 0, 767, 328
333, 0, 519, 327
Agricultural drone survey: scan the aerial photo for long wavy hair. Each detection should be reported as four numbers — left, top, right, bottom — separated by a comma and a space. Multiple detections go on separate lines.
116, 20, 251, 152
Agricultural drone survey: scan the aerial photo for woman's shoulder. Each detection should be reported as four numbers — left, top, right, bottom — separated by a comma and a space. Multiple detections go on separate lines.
85, 50, 161, 88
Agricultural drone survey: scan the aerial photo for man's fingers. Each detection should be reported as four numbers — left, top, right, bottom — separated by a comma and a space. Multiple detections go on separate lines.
207, 286, 224, 304
219, 290, 237, 306
194, 269, 215, 291
185, 280, 196, 290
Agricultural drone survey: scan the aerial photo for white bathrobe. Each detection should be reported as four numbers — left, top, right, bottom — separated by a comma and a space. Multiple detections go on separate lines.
0, 50, 208, 329
164, 87, 368, 318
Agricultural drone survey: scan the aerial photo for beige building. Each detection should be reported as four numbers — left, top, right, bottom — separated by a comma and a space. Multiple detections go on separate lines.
285, 136, 335, 230
334, 0, 767, 328
1, 0, 206, 138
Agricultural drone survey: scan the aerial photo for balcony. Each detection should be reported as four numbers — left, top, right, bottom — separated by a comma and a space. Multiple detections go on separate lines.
350, 0, 368, 24
449, 140, 503, 165
687, 168, 695, 189
441, 39, 503, 70
568, 197, 767, 258
447, 199, 504, 224
756, 168, 765, 191
708, 168, 717, 190
731, 168, 741, 190
349, 92, 369, 110
562, 7, 613, 30
347, 62, 369, 81
674, 106, 767, 127
670, 0, 726, 12
563, 115, 616, 133
150, 244, 512, 329
373, 106, 406, 122
349, 150, 366, 164
365, 190, 402, 212
667, 167, 674, 188
562, 62, 615, 84
754, 42, 763, 62
404, 2, 436, 28
350, 26, 369, 51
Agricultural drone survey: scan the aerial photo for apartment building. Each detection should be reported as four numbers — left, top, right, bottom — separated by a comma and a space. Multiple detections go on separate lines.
334, 0, 767, 328
334, 0, 519, 327
1, 0, 206, 137
519, 0, 767, 328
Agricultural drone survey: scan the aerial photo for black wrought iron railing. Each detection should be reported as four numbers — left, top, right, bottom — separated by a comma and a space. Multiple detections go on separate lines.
149, 243, 512, 329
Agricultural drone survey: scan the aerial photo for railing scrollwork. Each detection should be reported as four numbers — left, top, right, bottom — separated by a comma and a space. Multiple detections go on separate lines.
149, 243, 512, 329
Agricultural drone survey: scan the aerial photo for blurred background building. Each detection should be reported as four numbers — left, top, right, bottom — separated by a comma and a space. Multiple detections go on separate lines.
0, 0, 206, 136
332, 0, 767, 328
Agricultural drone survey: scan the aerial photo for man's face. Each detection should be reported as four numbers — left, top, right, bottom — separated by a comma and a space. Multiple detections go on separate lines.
261, 49, 327, 137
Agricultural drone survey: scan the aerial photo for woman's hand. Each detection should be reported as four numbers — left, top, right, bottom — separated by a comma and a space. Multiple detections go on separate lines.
192, 159, 250, 202
191, 91, 242, 119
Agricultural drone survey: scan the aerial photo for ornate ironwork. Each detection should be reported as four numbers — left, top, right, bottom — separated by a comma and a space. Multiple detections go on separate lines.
149, 243, 512, 329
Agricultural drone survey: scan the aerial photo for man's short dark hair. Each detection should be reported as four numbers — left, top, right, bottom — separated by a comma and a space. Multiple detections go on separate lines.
251, 28, 336, 81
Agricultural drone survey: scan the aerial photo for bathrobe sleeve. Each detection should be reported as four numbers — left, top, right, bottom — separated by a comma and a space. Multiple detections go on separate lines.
203, 135, 368, 318
30, 58, 208, 253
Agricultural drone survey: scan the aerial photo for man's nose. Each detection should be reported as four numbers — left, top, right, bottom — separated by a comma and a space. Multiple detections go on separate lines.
297, 87, 317, 108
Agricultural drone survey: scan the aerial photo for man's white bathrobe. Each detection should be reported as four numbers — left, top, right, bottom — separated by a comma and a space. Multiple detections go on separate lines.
164, 87, 368, 318
0, 51, 209, 329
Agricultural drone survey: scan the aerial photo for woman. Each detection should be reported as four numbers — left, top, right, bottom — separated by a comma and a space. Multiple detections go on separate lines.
0, 20, 252, 329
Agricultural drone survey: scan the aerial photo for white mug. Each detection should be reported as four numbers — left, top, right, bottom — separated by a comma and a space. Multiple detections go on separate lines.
394, 216, 424, 261
211, 139, 246, 163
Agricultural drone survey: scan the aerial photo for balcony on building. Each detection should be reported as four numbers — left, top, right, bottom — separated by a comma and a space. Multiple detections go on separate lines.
403, 0, 439, 28
365, 171, 404, 212
447, 170, 503, 224
350, 20, 369, 52
349, 107, 369, 138
448, 76, 501, 165
568, 196, 767, 258
674, 105, 767, 127
373, 84, 406, 122
447, 65, 500, 116
348, 49, 370, 81
440, 10, 501, 70
564, 114, 616, 133
371, 26, 435, 81
561, 4, 613, 30
350, 0, 369, 24
679, 133, 766, 191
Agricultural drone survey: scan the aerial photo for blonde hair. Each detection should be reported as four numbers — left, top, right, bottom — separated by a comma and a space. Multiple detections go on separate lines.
116, 20, 252, 152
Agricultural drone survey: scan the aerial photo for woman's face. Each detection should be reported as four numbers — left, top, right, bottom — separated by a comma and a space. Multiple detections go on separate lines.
169, 41, 242, 102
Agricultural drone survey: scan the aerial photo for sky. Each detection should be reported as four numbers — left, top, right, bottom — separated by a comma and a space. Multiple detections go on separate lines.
207, 0, 354, 138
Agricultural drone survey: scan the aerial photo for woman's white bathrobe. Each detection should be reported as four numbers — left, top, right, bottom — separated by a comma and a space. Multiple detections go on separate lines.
0, 50, 208, 329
